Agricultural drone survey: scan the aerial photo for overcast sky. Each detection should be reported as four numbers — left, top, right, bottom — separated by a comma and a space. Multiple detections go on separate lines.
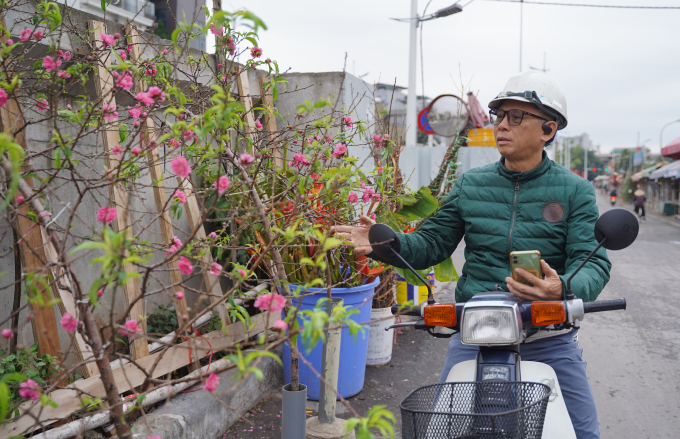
214, 0, 680, 154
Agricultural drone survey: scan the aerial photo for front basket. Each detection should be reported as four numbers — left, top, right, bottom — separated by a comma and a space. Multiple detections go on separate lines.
400, 382, 551, 439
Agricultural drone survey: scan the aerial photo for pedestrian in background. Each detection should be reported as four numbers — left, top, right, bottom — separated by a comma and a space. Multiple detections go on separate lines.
634, 188, 646, 220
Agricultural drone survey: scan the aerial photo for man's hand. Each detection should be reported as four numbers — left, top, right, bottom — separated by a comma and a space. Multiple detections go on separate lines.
329, 215, 376, 255
505, 260, 563, 301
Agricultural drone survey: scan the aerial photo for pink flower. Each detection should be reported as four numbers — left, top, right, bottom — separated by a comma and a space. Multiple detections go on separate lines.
254, 119, 263, 130
173, 190, 186, 204
60, 312, 78, 333
325, 134, 332, 143
172, 236, 182, 247
16, 196, 24, 204
178, 256, 193, 275
378, 166, 384, 174
289, 153, 310, 168
132, 147, 141, 156
216, 175, 230, 195
371, 213, 376, 220
116, 71, 133, 91
59, 71, 71, 79
36, 98, 49, 112
162, 49, 168, 55
135, 86, 165, 107
19, 29, 31, 42
42, 56, 61, 72
332, 143, 347, 158
253, 293, 286, 313
119, 50, 127, 60
174, 291, 184, 300
182, 130, 194, 141
347, 192, 359, 203
148, 436, 162, 439
128, 105, 142, 119
19, 379, 40, 401
0, 89, 7, 108
171, 156, 191, 179
165, 245, 178, 256
204, 373, 220, 392
119, 320, 140, 336
97, 290, 104, 296
101, 32, 116, 47
210, 262, 222, 276
360, 180, 366, 189
239, 153, 255, 165
362, 188, 375, 203
60, 50, 72, 61
342, 115, 353, 127
210, 24, 224, 35
6, 39, 12, 45
167, 138, 179, 148
2, 329, 13, 339
96, 206, 118, 224
102, 103, 118, 122
114, 33, 120, 38
145, 64, 157, 76
111, 145, 123, 157
273, 320, 287, 331
208, 232, 217, 239
32, 30, 44, 41
250, 46, 262, 58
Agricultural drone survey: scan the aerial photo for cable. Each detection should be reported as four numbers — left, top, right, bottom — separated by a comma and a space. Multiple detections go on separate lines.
483, 0, 680, 8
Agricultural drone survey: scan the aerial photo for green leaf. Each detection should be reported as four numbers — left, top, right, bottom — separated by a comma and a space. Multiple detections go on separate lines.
100, 0, 106, 11
395, 186, 439, 221
394, 266, 432, 288
119, 123, 128, 143
434, 257, 458, 282
0, 382, 9, 422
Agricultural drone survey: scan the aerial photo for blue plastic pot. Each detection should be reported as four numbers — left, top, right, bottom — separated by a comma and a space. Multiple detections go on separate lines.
283, 277, 378, 400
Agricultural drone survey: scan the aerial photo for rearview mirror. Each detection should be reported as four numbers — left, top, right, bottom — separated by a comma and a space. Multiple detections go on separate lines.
594, 208, 639, 251
368, 223, 400, 260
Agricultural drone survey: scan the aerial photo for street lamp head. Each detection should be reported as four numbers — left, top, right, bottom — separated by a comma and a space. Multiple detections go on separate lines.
435, 4, 463, 18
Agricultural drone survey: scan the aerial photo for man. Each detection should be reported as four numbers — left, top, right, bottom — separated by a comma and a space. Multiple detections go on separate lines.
333, 71, 610, 438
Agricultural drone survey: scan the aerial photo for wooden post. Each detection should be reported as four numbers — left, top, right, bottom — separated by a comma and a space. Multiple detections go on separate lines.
236, 70, 256, 154
259, 76, 283, 168
90, 20, 149, 360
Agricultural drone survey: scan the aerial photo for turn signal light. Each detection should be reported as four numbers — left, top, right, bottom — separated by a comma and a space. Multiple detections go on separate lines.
531, 301, 566, 326
424, 304, 457, 327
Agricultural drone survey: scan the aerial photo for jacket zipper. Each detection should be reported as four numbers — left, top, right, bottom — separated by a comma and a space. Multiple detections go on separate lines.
507, 181, 520, 257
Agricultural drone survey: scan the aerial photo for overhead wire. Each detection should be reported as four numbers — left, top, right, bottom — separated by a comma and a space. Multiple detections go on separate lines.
483, 0, 680, 9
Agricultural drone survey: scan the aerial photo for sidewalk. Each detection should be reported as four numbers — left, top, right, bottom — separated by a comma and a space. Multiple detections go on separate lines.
598, 191, 680, 230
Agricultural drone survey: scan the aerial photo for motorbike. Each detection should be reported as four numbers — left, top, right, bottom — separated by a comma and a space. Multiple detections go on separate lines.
369, 208, 639, 439
610, 195, 616, 205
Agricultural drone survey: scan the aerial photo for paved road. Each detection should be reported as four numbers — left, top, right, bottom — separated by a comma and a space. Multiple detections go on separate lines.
580, 192, 680, 438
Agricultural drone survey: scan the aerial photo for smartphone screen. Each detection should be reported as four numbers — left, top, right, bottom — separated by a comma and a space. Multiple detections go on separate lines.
510, 251, 543, 286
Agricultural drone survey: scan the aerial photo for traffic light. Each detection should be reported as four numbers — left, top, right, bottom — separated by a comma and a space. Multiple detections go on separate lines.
604, 167, 609, 171
591, 168, 596, 172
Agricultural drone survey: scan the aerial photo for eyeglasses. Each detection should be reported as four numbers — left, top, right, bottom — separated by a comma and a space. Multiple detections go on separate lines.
489, 108, 549, 127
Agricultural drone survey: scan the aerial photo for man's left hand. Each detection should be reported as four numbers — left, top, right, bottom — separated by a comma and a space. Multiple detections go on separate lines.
505, 260, 563, 301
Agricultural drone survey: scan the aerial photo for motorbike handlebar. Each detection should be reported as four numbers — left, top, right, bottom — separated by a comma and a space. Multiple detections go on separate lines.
583, 298, 626, 313
390, 304, 421, 317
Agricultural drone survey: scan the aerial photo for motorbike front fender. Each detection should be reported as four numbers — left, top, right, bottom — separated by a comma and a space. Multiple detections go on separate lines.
446, 360, 576, 439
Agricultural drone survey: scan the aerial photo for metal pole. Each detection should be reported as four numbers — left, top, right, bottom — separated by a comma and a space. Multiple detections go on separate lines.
519, 0, 523, 71
584, 142, 588, 180
406, 0, 418, 148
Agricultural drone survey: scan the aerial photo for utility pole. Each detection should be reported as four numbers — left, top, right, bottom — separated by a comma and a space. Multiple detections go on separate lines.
406, 0, 418, 148
519, 0, 523, 71
584, 141, 588, 180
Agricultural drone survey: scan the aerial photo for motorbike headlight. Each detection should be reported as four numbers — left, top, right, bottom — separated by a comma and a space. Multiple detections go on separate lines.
461, 307, 520, 345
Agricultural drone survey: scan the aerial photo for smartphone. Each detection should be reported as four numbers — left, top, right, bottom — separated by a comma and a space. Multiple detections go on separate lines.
509, 251, 543, 286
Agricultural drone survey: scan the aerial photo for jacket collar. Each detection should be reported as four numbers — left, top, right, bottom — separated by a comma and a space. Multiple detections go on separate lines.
497, 151, 551, 182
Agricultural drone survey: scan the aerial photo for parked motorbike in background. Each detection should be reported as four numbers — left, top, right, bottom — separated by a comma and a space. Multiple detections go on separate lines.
610, 195, 616, 205
369, 208, 639, 439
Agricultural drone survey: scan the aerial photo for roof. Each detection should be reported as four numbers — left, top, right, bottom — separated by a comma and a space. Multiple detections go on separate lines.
632, 163, 666, 182
649, 160, 680, 180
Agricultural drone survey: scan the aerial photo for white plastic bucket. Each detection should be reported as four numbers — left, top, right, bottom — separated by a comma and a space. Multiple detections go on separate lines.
366, 307, 395, 367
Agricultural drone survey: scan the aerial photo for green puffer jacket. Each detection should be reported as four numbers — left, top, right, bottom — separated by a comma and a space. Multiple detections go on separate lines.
371, 153, 611, 303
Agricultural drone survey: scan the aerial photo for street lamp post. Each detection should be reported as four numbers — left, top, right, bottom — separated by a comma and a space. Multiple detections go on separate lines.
397, 1, 463, 148
660, 119, 680, 153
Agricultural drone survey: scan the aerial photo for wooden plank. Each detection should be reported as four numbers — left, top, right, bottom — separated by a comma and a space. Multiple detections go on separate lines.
40, 229, 99, 378
0, 312, 275, 438
124, 25, 193, 357
89, 20, 149, 360
259, 76, 284, 168
177, 177, 229, 324
236, 69, 256, 154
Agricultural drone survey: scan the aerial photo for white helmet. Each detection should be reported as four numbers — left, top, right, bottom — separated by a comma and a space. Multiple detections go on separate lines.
488, 71, 568, 130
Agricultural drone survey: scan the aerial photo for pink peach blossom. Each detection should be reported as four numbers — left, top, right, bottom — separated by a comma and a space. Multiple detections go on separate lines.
128, 105, 142, 119
204, 373, 220, 392
172, 236, 182, 247
171, 156, 191, 178
216, 175, 230, 195
370, 213, 376, 220
32, 31, 44, 41
131, 147, 141, 155
96, 206, 118, 224
239, 153, 255, 165
210, 23, 224, 35
347, 192, 359, 203
100, 33, 116, 47
332, 143, 347, 158
254, 119, 263, 130
0, 89, 6, 109
16, 196, 23, 204
36, 98, 49, 112
253, 293, 286, 313
19, 29, 31, 42
59, 71, 71, 79
342, 115, 353, 127
102, 103, 118, 121
119, 320, 140, 336
174, 291, 184, 300
19, 379, 40, 400
208, 232, 217, 239
250, 46, 262, 58
273, 320, 287, 331
362, 188, 375, 203
42, 56, 61, 72
173, 190, 186, 204
119, 50, 127, 60
178, 256, 193, 275
2, 329, 13, 339
115, 71, 133, 91
60, 312, 78, 333
5, 39, 12, 45
210, 262, 222, 276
